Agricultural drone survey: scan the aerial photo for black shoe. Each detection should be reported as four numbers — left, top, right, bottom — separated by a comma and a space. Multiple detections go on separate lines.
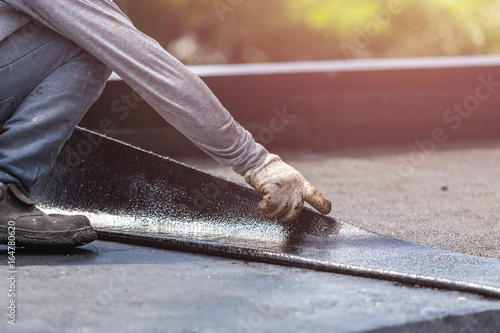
0, 183, 97, 247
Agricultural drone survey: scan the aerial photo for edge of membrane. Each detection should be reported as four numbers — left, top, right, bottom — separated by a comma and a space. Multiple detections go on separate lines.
96, 228, 500, 300
32, 128, 500, 301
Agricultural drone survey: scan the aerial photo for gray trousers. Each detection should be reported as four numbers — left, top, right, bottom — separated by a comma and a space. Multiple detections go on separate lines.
0, 0, 267, 193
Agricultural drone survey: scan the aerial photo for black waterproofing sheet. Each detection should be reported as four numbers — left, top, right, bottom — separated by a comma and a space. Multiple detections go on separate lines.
32, 128, 500, 299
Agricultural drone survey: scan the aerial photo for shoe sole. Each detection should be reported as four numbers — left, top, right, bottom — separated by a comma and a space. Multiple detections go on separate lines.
0, 226, 97, 247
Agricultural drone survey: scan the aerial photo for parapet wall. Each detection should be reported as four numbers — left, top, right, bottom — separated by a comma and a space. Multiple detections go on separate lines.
81, 55, 500, 156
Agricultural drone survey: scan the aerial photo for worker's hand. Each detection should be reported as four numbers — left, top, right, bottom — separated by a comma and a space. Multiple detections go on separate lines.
244, 154, 331, 222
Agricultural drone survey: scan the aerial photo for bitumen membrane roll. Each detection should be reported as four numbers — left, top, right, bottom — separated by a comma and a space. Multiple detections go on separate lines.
32, 128, 500, 299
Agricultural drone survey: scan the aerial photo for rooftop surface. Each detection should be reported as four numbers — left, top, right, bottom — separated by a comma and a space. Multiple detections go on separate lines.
1, 136, 499, 333
2, 57, 500, 332
183, 139, 500, 260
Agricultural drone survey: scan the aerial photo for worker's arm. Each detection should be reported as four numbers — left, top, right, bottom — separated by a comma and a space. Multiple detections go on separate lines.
5, 0, 331, 221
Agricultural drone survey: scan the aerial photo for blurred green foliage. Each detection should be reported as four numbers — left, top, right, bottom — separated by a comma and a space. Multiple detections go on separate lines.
115, 0, 500, 64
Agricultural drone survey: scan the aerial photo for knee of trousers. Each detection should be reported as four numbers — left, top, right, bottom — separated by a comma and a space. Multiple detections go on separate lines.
74, 50, 112, 93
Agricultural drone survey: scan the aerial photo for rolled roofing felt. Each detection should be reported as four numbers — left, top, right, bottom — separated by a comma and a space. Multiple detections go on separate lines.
32, 127, 500, 299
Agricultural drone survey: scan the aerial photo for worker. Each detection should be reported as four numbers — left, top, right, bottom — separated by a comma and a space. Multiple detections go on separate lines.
0, 0, 331, 247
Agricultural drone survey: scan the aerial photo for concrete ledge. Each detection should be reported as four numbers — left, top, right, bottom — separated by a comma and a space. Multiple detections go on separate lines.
111, 55, 500, 78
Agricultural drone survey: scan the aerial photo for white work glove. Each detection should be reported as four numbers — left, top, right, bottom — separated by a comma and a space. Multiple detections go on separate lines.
244, 154, 332, 222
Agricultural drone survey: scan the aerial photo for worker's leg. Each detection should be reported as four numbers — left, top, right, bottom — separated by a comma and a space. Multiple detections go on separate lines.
0, 22, 111, 196
0, 22, 110, 246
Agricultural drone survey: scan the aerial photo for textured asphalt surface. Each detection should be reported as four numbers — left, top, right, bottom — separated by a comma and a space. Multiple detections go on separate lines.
1, 138, 500, 332
181, 139, 500, 260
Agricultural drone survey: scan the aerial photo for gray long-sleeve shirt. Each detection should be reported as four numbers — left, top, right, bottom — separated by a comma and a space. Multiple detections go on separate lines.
0, 0, 267, 176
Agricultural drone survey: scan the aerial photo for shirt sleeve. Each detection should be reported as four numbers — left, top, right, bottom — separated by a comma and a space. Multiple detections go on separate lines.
0, 5, 32, 43
4, 0, 268, 175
